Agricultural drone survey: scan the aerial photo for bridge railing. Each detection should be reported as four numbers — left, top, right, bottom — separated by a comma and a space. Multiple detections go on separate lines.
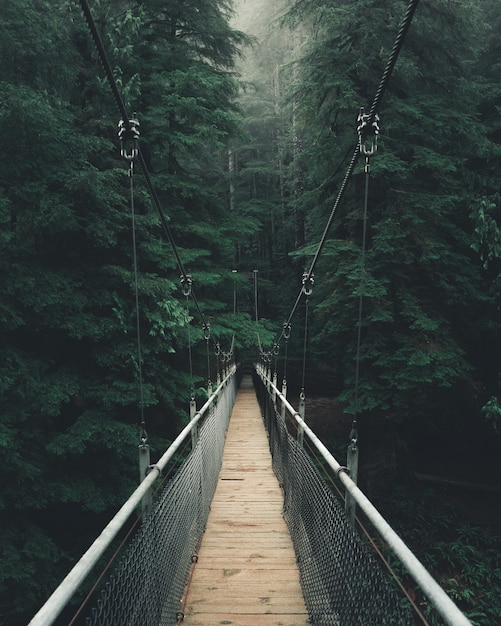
255, 363, 473, 626
29, 365, 238, 626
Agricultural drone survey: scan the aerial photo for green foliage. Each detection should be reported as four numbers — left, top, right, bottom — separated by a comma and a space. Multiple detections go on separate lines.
279, 0, 501, 433
379, 487, 501, 626
481, 396, 501, 435
0, 0, 250, 622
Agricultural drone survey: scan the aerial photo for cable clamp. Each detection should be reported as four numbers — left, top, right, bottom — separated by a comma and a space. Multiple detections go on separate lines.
203, 322, 211, 341
118, 113, 140, 161
357, 107, 379, 157
272, 342, 280, 356
283, 322, 291, 340
302, 271, 314, 297
180, 274, 192, 297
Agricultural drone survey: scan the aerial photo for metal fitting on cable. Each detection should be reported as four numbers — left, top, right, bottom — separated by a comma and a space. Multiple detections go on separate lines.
140, 424, 148, 445
118, 113, 140, 161
283, 322, 291, 340
357, 107, 380, 156
302, 272, 314, 297
180, 274, 192, 297
203, 322, 211, 340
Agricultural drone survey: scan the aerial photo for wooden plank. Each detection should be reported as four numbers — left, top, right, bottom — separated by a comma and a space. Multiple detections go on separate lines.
180, 378, 309, 626
182, 614, 309, 626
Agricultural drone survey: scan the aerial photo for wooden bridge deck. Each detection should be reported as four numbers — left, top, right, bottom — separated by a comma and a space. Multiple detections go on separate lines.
181, 375, 309, 626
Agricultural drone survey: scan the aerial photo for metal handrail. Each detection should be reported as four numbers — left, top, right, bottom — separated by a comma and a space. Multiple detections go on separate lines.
29, 365, 237, 626
255, 363, 473, 626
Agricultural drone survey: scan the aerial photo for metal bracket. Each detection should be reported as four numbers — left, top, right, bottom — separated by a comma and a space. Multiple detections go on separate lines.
357, 107, 380, 156
118, 114, 140, 161
302, 272, 314, 297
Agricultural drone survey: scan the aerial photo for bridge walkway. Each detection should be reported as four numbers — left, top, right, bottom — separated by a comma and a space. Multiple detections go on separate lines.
181, 375, 309, 625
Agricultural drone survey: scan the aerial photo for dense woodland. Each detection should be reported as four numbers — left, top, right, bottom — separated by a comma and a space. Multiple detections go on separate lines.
1, 0, 500, 624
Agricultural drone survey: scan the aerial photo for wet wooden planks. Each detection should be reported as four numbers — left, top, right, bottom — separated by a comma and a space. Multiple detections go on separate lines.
181, 375, 308, 626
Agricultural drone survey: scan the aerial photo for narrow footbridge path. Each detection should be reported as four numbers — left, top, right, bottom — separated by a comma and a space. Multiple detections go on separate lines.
182, 374, 309, 625
29, 366, 473, 626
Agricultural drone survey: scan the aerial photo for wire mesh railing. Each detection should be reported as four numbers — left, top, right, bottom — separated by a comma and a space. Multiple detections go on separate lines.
29, 366, 238, 626
254, 363, 473, 626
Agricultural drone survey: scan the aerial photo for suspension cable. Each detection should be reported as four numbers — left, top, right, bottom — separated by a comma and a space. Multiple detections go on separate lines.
118, 115, 147, 442
181, 275, 194, 398
300, 272, 313, 394
366, 0, 420, 123
130, 162, 147, 442
204, 323, 212, 391
351, 109, 379, 439
77, 0, 214, 342
273, 0, 420, 347
282, 322, 291, 385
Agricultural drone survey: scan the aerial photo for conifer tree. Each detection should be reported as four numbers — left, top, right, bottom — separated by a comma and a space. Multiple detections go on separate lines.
285, 0, 501, 463
0, 0, 249, 621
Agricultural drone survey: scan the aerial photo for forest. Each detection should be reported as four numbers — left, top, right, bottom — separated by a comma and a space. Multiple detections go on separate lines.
1, 0, 500, 624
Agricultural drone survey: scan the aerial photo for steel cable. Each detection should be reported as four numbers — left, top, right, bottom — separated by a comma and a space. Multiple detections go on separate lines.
77, 0, 218, 348
273, 0, 420, 348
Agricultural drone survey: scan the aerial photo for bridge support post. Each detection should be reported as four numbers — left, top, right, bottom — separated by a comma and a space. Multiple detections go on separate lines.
138, 443, 152, 515
272, 371, 278, 406
297, 390, 306, 447
190, 397, 198, 448
281, 379, 287, 422
345, 438, 359, 525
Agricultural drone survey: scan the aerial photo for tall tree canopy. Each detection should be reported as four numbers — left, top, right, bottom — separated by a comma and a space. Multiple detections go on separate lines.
0, 0, 252, 621
2, 0, 501, 623
254, 0, 501, 458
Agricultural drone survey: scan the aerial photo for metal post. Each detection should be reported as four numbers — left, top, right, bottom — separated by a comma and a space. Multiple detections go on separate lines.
190, 397, 198, 448
272, 370, 278, 406
281, 379, 287, 422
138, 443, 152, 514
297, 390, 306, 447
232, 268, 237, 315
345, 432, 359, 525
253, 269, 259, 322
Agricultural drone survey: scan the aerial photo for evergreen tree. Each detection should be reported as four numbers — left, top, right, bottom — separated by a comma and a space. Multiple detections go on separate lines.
231, 0, 305, 323
0, 0, 249, 621
284, 0, 501, 467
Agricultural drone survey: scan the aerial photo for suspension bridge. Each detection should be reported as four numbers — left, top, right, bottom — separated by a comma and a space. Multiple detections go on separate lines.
28, 364, 473, 626
25, 0, 478, 624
